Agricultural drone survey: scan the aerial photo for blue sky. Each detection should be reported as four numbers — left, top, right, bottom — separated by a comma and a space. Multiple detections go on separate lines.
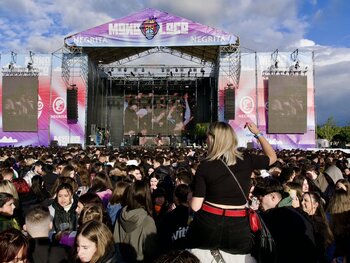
0, 0, 349, 126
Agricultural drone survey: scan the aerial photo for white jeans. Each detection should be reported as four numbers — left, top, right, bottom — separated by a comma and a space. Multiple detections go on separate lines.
189, 249, 257, 263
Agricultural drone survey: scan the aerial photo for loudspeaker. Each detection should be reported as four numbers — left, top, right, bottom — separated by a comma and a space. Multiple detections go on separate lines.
224, 89, 235, 120
196, 80, 211, 123
67, 88, 78, 123
50, 140, 58, 147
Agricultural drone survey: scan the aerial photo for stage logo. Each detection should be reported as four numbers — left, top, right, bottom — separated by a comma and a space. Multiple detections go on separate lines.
140, 17, 160, 40
240, 96, 254, 114
53, 97, 66, 115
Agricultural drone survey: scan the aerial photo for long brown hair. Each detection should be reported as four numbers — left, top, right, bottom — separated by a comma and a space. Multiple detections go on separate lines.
126, 180, 153, 216
327, 179, 350, 214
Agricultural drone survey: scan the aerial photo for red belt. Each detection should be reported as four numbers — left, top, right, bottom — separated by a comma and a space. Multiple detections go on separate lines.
201, 203, 247, 217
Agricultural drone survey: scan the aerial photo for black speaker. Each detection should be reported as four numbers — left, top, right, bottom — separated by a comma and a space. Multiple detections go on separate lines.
50, 140, 58, 147
67, 88, 78, 123
196, 80, 211, 123
224, 88, 235, 120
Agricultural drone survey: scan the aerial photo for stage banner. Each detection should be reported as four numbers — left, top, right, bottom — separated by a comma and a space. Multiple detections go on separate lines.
50, 53, 87, 147
0, 54, 51, 146
256, 52, 316, 149
218, 52, 258, 148
65, 8, 238, 48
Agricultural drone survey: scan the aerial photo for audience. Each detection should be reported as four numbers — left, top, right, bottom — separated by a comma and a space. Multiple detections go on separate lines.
0, 145, 349, 263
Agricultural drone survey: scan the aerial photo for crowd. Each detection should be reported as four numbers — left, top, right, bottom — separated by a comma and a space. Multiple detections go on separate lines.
0, 123, 349, 263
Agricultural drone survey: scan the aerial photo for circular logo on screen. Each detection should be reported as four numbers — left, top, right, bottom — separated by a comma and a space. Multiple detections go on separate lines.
38, 95, 43, 119
53, 97, 66, 115
240, 96, 254, 114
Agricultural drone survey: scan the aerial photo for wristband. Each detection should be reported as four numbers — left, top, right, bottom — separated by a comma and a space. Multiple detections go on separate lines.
254, 132, 263, 139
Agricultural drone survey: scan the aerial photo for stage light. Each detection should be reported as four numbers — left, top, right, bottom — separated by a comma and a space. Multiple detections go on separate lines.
274, 61, 278, 68
130, 71, 135, 77
170, 71, 173, 77
175, 68, 178, 72
201, 68, 205, 77
294, 61, 300, 69
27, 62, 33, 71
8, 62, 14, 70
124, 68, 127, 72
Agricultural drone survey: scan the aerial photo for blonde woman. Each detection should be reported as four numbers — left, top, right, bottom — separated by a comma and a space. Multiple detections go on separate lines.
75, 220, 117, 263
187, 122, 276, 262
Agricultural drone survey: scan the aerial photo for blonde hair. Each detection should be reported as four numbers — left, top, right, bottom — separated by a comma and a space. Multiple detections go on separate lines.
79, 204, 103, 225
76, 220, 115, 263
206, 122, 243, 166
0, 180, 19, 200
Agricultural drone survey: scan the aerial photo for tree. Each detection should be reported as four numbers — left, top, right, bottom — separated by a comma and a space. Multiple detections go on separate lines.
317, 117, 341, 144
334, 126, 350, 145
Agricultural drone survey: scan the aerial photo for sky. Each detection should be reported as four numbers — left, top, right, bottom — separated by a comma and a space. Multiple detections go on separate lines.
0, 0, 349, 126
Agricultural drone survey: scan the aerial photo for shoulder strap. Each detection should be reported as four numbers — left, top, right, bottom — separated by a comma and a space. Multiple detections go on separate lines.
220, 159, 248, 203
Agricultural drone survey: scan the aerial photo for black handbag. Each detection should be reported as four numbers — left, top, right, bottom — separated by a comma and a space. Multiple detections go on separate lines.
220, 159, 277, 263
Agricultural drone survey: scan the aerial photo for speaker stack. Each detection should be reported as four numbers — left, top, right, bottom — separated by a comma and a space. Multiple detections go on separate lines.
224, 88, 235, 120
67, 85, 78, 124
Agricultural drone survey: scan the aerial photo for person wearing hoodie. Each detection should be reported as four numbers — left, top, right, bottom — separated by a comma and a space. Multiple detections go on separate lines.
113, 180, 157, 263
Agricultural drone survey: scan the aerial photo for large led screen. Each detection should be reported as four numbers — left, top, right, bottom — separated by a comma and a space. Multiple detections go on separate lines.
268, 75, 307, 133
2, 76, 38, 131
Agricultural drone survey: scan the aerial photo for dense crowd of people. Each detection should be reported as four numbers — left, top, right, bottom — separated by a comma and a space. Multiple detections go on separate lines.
0, 122, 350, 262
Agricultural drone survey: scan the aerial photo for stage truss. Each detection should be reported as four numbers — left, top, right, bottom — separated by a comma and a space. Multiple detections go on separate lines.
63, 43, 241, 91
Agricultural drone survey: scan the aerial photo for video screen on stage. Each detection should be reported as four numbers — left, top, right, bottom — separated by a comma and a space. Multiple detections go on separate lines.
2, 76, 38, 132
124, 89, 195, 136
268, 75, 307, 133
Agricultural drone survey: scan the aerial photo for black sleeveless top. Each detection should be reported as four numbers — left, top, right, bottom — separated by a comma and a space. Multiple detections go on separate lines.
193, 153, 269, 205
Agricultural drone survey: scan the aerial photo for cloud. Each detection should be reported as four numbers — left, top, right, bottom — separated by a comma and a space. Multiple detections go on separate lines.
313, 46, 350, 126
0, 136, 18, 143
0, 0, 348, 126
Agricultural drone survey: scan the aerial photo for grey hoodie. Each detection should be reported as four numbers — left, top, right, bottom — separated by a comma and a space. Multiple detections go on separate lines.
113, 207, 157, 262
324, 165, 343, 184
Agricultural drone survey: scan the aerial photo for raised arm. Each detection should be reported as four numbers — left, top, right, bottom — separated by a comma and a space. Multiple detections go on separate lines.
246, 122, 277, 165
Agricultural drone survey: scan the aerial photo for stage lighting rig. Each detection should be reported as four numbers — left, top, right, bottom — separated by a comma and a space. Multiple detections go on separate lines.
271, 49, 279, 68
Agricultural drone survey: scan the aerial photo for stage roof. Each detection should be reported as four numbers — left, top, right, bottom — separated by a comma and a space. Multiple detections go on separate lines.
64, 8, 239, 64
